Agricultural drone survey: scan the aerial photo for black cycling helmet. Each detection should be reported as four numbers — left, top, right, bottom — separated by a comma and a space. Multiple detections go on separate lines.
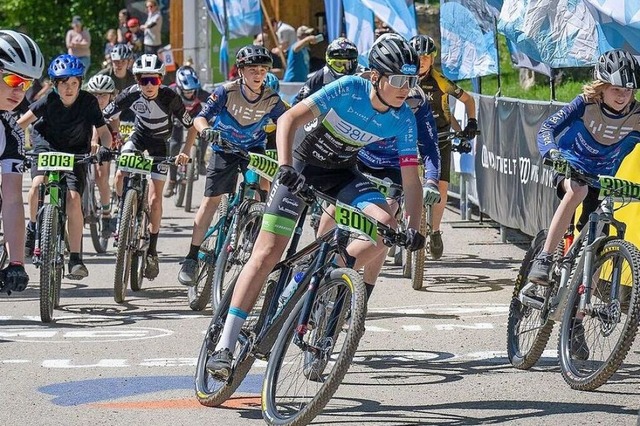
409, 35, 437, 57
326, 37, 358, 76
236, 45, 273, 68
594, 49, 639, 89
369, 34, 419, 76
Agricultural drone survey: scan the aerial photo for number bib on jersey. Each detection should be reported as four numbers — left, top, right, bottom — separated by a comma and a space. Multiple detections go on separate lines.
120, 122, 135, 140
37, 152, 75, 171
247, 152, 278, 181
118, 153, 153, 175
335, 201, 377, 244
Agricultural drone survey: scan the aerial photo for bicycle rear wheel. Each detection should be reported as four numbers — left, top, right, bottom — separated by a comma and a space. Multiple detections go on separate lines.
211, 201, 264, 308
113, 190, 137, 303
87, 179, 107, 254
506, 230, 557, 369
261, 268, 366, 426
130, 211, 148, 292
558, 239, 640, 390
39, 205, 59, 323
411, 210, 427, 290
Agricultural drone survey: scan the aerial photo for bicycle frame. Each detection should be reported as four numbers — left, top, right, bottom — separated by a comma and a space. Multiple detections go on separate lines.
34, 170, 68, 266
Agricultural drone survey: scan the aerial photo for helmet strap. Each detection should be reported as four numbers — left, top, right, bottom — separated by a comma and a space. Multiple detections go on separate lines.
239, 69, 264, 97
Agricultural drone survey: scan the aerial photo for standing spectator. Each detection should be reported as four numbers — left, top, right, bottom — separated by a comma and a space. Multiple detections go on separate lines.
254, 32, 284, 78
268, 18, 296, 53
117, 9, 131, 43
283, 26, 320, 82
65, 16, 91, 75
141, 0, 163, 54
104, 29, 117, 67
126, 18, 144, 59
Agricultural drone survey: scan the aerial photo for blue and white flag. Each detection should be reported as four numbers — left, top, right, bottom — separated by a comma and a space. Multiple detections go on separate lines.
325, 0, 343, 42
205, 0, 262, 39
584, 0, 640, 57
343, 0, 375, 67
440, 0, 499, 80
361, 0, 417, 41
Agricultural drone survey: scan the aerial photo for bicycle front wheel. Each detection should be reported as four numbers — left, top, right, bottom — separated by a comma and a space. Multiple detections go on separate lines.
87, 180, 107, 254
558, 239, 640, 390
113, 190, 137, 303
411, 210, 427, 290
261, 268, 366, 426
211, 201, 264, 308
39, 205, 59, 323
184, 145, 197, 212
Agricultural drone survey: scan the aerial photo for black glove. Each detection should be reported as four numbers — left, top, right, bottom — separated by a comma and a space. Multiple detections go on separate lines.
462, 118, 478, 139
2, 263, 29, 295
96, 146, 113, 164
406, 228, 426, 252
276, 165, 305, 193
457, 140, 472, 153
200, 128, 219, 144
548, 149, 568, 173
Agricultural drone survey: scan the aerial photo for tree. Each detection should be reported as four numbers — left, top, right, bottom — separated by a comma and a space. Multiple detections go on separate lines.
0, 0, 123, 77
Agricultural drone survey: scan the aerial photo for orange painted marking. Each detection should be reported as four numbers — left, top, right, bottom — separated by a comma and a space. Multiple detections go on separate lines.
90, 396, 261, 410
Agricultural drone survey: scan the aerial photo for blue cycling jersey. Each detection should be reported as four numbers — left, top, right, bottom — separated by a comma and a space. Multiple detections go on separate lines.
198, 80, 287, 151
297, 75, 419, 169
538, 95, 640, 176
357, 87, 441, 182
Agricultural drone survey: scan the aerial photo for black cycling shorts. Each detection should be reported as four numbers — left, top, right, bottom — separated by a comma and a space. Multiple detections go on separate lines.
204, 147, 264, 197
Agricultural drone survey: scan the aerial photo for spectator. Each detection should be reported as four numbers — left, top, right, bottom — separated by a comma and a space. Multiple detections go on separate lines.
65, 16, 91, 74
269, 19, 296, 53
126, 18, 144, 59
283, 26, 320, 82
141, 0, 163, 54
116, 8, 130, 43
104, 29, 117, 67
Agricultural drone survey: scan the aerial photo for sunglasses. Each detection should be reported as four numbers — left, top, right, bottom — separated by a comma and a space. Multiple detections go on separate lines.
2, 72, 34, 92
386, 74, 419, 89
137, 76, 162, 86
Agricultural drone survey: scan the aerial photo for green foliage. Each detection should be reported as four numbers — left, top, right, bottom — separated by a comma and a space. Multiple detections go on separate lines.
0, 0, 123, 77
456, 35, 591, 103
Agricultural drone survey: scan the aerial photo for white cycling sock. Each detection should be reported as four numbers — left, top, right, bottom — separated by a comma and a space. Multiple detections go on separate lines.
215, 306, 248, 352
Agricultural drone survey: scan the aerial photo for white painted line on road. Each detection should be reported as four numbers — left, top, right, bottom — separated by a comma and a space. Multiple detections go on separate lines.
434, 323, 494, 331
0, 359, 31, 364
365, 326, 391, 332
402, 325, 423, 331
0, 326, 174, 343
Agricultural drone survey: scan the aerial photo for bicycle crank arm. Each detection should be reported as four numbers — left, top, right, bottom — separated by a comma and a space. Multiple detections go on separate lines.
518, 282, 545, 310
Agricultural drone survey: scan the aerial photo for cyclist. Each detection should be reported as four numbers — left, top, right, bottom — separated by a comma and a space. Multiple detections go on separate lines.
19, 54, 113, 278
0, 30, 44, 293
292, 37, 359, 104
98, 43, 136, 124
529, 49, 640, 284
103, 53, 195, 279
164, 65, 210, 197
177, 45, 287, 286
410, 34, 478, 260
86, 74, 118, 238
205, 36, 426, 375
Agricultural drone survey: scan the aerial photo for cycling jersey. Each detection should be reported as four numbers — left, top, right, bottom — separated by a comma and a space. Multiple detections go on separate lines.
169, 85, 210, 118
97, 68, 137, 93
292, 66, 337, 105
537, 95, 640, 176
419, 68, 464, 132
31, 90, 106, 154
357, 86, 440, 182
198, 80, 286, 151
103, 85, 194, 143
297, 75, 419, 169
0, 112, 25, 174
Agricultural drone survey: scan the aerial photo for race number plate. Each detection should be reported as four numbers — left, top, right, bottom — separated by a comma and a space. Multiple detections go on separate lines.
118, 153, 153, 175
247, 152, 278, 181
335, 201, 377, 244
364, 174, 393, 198
599, 175, 640, 202
37, 152, 75, 171
264, 149, 278, 160
119, 122, 135, 140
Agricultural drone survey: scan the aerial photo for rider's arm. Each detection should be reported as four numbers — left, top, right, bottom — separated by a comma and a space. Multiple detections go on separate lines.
458, 91, 476, 120
275, 102, 316, 166
17, 92, 50, 130
95, 124, 113, 148
415, 102, 440, 185
16, 110, 37, 130
195, 86, 226, 132
537, 95, 585, 159
102, 85, 137, 121
397, 112, 423, 230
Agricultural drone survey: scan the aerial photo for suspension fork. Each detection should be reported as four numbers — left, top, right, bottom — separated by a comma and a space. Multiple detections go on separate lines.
578, 212, 603, 314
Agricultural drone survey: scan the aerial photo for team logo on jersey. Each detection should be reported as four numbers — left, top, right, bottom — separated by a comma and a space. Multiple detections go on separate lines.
131, 100, 151, 114
304, 118, 319, 132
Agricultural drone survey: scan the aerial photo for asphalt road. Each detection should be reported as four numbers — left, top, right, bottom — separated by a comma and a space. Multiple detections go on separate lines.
1, 174, 638, 426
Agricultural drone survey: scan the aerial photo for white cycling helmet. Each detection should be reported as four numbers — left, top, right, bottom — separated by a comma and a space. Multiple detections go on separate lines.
87, 74, 116, 94
132, 54, 165, 76
0, 30, 45, 79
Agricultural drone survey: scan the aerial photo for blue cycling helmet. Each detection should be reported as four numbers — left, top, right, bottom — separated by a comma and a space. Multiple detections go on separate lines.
176, 65, 201, 91
264, 72, 280, 92
48, 54, 85, 79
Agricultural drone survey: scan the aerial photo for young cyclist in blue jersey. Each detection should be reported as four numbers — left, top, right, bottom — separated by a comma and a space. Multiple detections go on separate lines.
86, 74, 118, 238
205, 36, 426, 376
177, 45, 287, 286
19, 54, 113, 278
0, 30, 45, 293
164, 65, 210, 196
529, 49, 640, 285
103, 54, 196, 279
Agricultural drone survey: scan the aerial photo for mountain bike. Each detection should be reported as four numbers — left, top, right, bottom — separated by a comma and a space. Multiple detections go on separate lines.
112, 151, 186, 303
195, 181, 411, 425
27, 151, 97, 323
507, 157, 640, 390
186, 144, 272, 311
